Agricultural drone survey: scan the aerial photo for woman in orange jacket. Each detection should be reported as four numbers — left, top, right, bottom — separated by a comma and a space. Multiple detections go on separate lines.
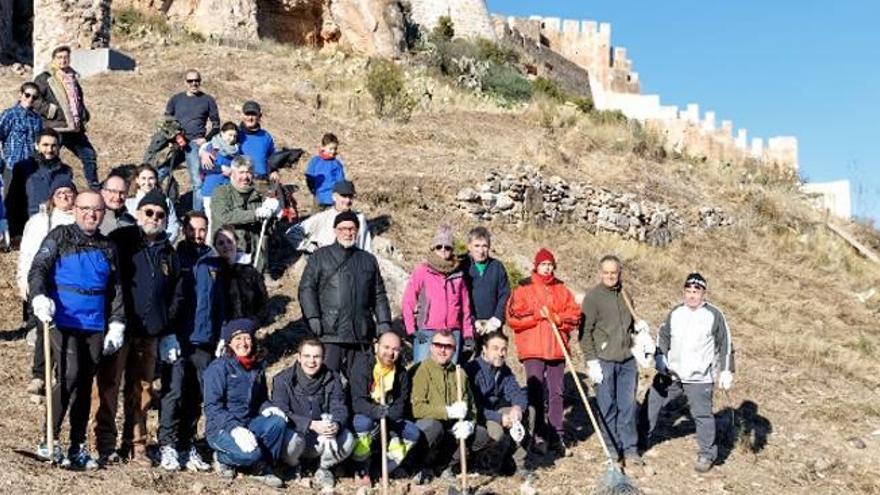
506, 248, 581, 455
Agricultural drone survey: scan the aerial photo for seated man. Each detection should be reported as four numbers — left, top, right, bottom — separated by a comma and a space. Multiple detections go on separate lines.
202, 319, 285, 487
349, 331, 421, 486
410, 330, 491, 482
271, 337, 354, 491
465, 331, 534, 481
286, 180, 371, 253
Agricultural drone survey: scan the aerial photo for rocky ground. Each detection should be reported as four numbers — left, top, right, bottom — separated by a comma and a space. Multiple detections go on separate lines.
0, 34, 878, 494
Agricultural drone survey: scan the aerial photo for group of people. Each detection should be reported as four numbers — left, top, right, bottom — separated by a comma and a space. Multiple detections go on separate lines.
4, 49, 737, 490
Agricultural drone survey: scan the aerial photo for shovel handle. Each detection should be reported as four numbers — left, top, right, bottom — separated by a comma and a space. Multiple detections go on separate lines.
379, 380, 389, 495
43, 321, 54, 463
455, 365, 468, 492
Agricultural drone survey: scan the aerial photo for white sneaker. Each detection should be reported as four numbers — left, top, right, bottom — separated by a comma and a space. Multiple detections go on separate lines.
184, 446, 211, 472
159, 445, 180, 471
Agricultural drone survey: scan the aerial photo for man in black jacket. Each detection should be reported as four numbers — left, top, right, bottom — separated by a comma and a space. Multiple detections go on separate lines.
93, 189, 180, 466
298, 211, 392, 379
349, 331, 421, 486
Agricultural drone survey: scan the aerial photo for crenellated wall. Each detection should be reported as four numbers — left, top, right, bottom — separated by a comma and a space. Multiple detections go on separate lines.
408, 0, 496, 41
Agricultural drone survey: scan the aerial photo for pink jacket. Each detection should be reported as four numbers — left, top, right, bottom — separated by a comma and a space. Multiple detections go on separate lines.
402, 263, 474, 338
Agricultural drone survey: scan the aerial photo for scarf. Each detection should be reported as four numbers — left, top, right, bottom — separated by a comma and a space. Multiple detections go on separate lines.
426, 250, 459, 276
318, 149, 336, 160
295, 363, 325, 396
533, 271, 555, 285
235, 353, 257, 370
371, 360, 395, 403
52, 65, 81, 129
210, 133, 240, 158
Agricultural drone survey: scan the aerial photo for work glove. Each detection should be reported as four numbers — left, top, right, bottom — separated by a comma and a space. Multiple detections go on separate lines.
630, 327, 656, 369
374, 404, 390, 419
473, 320, 489, 335
254, 206, 273, 219
452, 420, 474, 440
32, 295, 55, 324
634, 319, 650, 334
159, 334, 181, 364
103, 321, 125, 356
718, 370, 734, 390
214, 339, 226, 358
587, 360, 604, 385
230, 426, 258, 453
445, 400, 468, 420
261, 197, 280, 213
262, 406, 287, 420
510, 420, 526, 443
487, 317, 502, 332
654, 353, 669, 375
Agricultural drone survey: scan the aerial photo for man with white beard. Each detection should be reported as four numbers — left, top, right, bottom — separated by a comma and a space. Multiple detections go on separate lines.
298, 211, 392, 379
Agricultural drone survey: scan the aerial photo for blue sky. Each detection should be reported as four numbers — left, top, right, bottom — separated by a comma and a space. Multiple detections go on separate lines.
488, 1, 880, 221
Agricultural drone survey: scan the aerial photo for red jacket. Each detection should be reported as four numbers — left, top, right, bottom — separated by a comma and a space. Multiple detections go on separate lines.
506, 274, 581, 361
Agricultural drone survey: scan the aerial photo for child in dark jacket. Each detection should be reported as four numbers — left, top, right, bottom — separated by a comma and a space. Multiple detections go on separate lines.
304, 132, 345, 209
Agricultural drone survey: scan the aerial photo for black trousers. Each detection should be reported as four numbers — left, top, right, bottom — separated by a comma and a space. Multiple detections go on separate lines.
414, 418, 492, 471
158, 346, 213, 448
323, 342, 371, 382
47, 327, 103, 447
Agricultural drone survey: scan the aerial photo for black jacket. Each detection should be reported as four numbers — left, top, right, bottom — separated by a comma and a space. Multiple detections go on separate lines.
33, 69, 90, 132
224, 261, 268, 324
22, 156, 74, 217
350, 351, 411, 422
270, 364, 349, 435
298, 242, 392, 344
110, 226, 179, 338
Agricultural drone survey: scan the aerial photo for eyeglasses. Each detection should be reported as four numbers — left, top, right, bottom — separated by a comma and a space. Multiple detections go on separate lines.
336, 226, 357, 233
143, 208, 166, 220
431, 342, 456, 351
186, 79, 201, 84
102, 188, 126, 196
53, 189, 74, 197
22, 92, 39, 100
433, 245, 453, 252
76, 205, 105, 213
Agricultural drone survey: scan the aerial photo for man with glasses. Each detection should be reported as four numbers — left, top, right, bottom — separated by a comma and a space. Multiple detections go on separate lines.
33, 46, 99, 190
28, 190, 124, 469
1, 82, 44, 239
409, 330, 490, 483
165, 70, 220, 212
98, 174, 135, 235
288, 180, 371, 254
299, 210, 392, 378
94, 189, 180, 467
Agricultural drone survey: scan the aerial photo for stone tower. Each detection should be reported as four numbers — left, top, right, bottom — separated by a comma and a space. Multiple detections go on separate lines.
32, 0, 112, 70
408, 0, 496, 40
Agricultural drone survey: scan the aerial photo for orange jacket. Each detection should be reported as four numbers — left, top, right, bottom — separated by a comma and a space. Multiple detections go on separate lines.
506, 274, 582, 361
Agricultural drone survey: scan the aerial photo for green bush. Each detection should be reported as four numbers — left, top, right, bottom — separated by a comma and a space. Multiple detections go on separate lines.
532, 76, 566, 102
432, 15, 455, 42
476, 39, 520, 65
113, 7, 171, 36
590, 109, 628, 125
504, 262, 527, 291
366, 58, 416, 122
573, 96, 594, 113
483, 64, 533, 102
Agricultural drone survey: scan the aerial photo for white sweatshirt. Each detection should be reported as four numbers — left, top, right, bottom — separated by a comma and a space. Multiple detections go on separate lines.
17, 208, 75, 298
657, 302, 735, 383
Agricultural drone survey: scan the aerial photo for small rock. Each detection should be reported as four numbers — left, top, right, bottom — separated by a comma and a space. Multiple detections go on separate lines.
495, 195, 515, 211
190, 482, 204, 494
456, 187, 479, 202
520, 482, 538, 495
847, 437, 867, 449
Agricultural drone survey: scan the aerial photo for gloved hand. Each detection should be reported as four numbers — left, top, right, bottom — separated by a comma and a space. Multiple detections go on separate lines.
214, 339, 226, 358
103, 321, 125, 356
654, 353, 669, 375
718, 370, 734, 390
510, 420, 526, 443
374, 404, 390, 419
452, 420, 474, 440
308, 318, 322, 336
254, 206, 273, 219
445, 400, 468, 420
159, 334, 181, 364
587, 360, 604, 384
261, 197, 280, 213
32, 295, 55, 324
262, 406, 287, 420
473, 320, 488, 335
487, 317, 502, 332
230, 426, 258, 453
634, 319, 650, 334
630, 328, 656, 369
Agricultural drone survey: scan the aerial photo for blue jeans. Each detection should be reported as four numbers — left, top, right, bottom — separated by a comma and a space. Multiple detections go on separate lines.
59, 131, 98, 189
185, 140, 204, 211
206, 415, 287, 468
412, 329, 462, 364
595, 357, 639, 457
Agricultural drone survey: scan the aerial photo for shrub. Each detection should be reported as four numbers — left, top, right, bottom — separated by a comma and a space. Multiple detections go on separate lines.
590, 109, 628, 126
573, 96, 594, 113
366, 58, 416, 122
476, 38, 519, 65
113, 7, 171, 36
532, 76, 566, 102
482, 64, 533, 102
432, 15, 455, 42
504, 262, 527, 291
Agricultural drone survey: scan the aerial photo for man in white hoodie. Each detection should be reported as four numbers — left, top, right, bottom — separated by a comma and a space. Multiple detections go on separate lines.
646, 272, 735, 473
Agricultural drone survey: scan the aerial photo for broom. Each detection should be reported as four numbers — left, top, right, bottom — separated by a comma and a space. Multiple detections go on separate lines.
543, 307, 641, 495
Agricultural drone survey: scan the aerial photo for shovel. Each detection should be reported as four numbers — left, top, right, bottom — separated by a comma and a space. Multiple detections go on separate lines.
379, 384, 389, 495
446, 365, 469, 495
43, 320, 55, 464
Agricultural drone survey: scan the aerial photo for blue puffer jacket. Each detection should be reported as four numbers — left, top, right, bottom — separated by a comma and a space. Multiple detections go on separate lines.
203, 355, 270, 437
172, 248, 225, 347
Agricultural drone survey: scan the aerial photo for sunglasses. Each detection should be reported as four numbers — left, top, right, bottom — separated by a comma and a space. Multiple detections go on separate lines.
143, 208, 166, 220
433, 245, 453, 252
186, 79, 201, 84
431, 342, 456, 351
22, 92, 39, 99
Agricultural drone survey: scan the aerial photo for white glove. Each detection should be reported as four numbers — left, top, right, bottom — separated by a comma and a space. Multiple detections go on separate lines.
587, 360, 604, 384
473, 320, 488, 335
32, 295, 55, 324
634, 319, 650, 334
103, 321, 125, 356
510, 420, 525, 443
452, 420, 474, 440
487, 317, 502, 332
230, 426, 258, 453
262, 406, 287, 420
159, 334, 181, 364
718, 370, 734, 390
630, 329, 656, 369
261, 197, 280, 213
255, 206, 273, 219
445, 401, 468, 420
215, 339, 226, 358
654, 353, 669, 374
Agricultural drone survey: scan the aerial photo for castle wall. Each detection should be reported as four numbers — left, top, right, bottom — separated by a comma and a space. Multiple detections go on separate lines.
33, 0, 112, 70
408, 0, 496, 41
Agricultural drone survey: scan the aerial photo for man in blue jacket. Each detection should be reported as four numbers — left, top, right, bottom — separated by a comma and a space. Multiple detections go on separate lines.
460, 227, 510, 354
28, 190, 125, 470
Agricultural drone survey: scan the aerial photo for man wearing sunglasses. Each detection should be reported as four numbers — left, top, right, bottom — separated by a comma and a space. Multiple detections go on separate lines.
165, 70, 220, 212
94, 189, 180, 466
1, 83, 44, 232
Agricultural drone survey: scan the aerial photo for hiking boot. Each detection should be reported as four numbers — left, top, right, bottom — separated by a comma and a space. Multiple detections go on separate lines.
354, 468, 372, 487
530, 437, 548, 456
183, 445, 211, 472
314, 467, 335, 489
550, 438, 572, 458
159, 445, 180, 471
97, 450, 122, 467
128, 447, 153, 468
411, 468, 432, 485
625, 453, 645, 467
35, 441, 64, 464
440, 466, 457, 481
213, 452, 235, 479
694, 456, 714, 473
64, 445, 99, 471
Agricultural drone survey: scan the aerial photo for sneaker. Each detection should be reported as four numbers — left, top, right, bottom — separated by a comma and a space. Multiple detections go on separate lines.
97, 450, 122, 467
516, 467, 537, 483
411, 468, 432, 485
314, 467, 335, 489
250, 466, 284, 488
213, 452, 235, 479
184, 446, 211, 472
159, 445, 180, 471
625, 453, 646, 467
35, 442, 64, 464
440, 466, 456, 481
694, 456, 714, 473
65, 445, 99, 471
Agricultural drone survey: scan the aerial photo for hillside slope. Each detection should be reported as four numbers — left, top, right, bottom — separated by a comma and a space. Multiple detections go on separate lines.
0, 35, 878, 494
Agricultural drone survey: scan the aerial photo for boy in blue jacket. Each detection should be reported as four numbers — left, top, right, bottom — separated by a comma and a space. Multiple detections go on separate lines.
304, 133, 345, 209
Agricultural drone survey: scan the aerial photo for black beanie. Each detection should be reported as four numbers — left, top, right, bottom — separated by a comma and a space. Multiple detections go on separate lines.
49, 176, 77, 196
137, 188, 168, 212
333, 210, 360, 229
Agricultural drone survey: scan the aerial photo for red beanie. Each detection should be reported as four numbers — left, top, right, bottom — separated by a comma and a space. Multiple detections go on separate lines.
533, 248, 556, 270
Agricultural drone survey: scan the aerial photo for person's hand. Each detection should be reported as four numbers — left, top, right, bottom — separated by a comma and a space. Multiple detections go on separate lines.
445, 401, 468, 420
310, 419, 338, 437
159, 334, 181, 364
255, 206, 272, 219
261, 197, 280, 213
539, 306, 561, 325
230, 426, 258, 453
200, 152, 215, 170
32, 295, 55, 324
103, 321, 125, 356
452, 420, 474, 440
508, 406, 523, 424
487, 317, 502, 332
510, 420, 526, 443
262, 406, 287, 420
634, 319, 650, 334
718, 370, 734, 390
214, 339, 226, 358
587, 360, 604, 384
474, 320, 488, 335
631, 328, 656, 369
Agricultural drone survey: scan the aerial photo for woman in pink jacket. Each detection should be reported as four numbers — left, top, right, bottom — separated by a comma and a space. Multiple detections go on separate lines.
402, 224, 474, 363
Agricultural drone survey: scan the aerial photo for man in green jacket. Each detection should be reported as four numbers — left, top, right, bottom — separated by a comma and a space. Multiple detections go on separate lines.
579, 254, 647, 467
410, 330, 491, 482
